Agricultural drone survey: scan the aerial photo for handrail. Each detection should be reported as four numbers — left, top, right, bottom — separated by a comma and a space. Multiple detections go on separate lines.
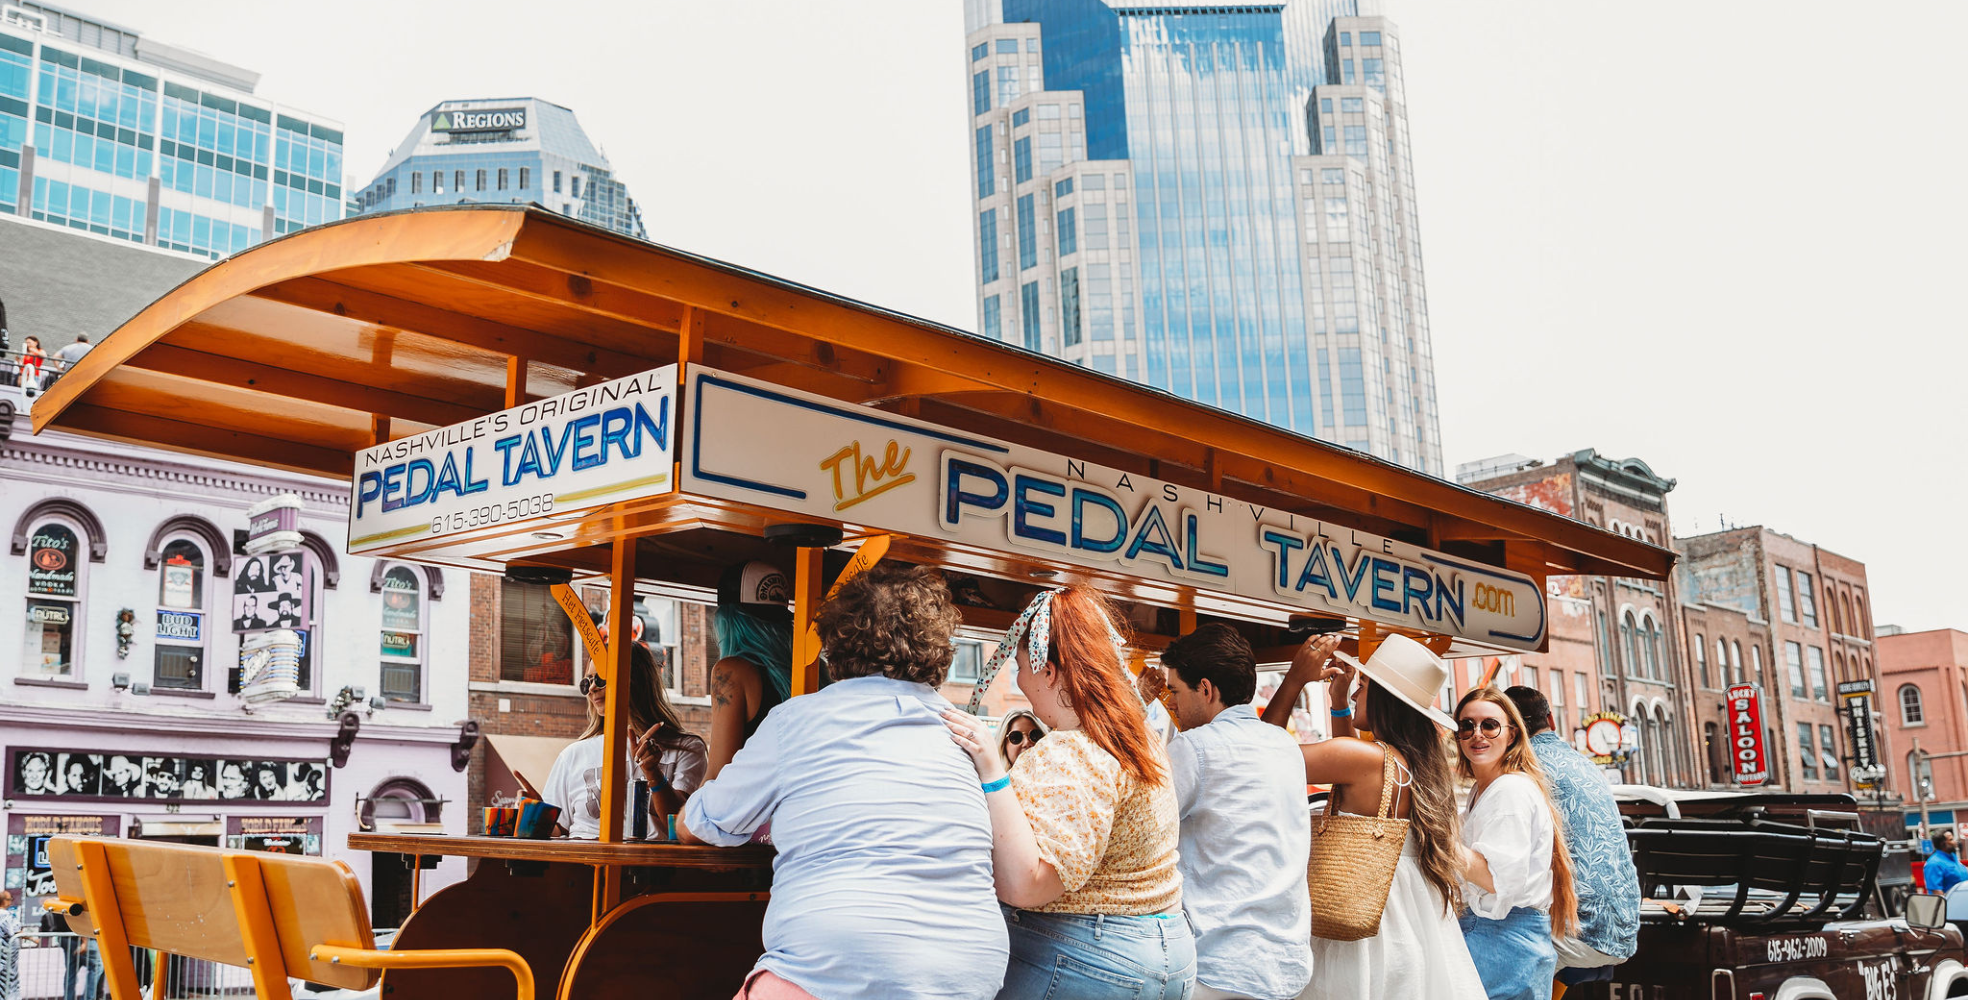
310, 944, 534, 1000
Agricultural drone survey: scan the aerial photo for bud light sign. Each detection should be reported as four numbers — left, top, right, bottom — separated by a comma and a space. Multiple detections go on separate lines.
1727, 684, 1769, 786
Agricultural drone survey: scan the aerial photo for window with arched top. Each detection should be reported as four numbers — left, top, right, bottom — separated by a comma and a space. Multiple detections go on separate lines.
1728, 640, 1743, 687
1827, 586, 1842, 634
1642, 616, 1662, 679
153, 536, 210, 691
379, 564, 425, 705
1842, 592, 1856, 637
22, 519, 88, 680
1620, 612, 1640, 677
1704, 721, 1724, 785
1899, 685, 1922, 726
1694, 633, 1708, 687
1854, 594, 1869, 637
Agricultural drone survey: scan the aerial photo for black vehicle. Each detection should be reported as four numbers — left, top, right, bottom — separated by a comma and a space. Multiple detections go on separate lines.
1570, 788, 1968, 1000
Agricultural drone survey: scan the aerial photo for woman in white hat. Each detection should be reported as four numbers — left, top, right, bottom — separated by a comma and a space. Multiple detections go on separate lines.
1263, 633, 1485, 1000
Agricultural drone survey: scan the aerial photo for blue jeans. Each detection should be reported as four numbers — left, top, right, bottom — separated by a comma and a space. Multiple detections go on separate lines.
1460, 907, 1555, 1000
998, 906, 1195, 1000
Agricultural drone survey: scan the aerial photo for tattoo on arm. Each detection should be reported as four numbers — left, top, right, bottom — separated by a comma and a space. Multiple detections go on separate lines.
711, 664, 736, 709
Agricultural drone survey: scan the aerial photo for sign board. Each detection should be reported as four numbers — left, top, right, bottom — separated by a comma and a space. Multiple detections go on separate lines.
680, 368, 1546, 651
432, 107, 527, 133
1836, 679, 1874, 697
157, 611, 202, 641
348, 366, 676, 553
7, 814, 118, 903
7, 747, 328, 804
27, 525, 77, 596
1727, 684, 1770, 786
1845, 692, 1880, 777
232, 552, 312, 633
551, 583, 609, 671
226, 815, 322, 855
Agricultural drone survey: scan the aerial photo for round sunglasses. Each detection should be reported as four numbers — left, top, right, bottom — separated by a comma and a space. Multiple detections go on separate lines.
1455, 717, 1511, 741
579, 675, 606, 695
1005, 729, 1044, 747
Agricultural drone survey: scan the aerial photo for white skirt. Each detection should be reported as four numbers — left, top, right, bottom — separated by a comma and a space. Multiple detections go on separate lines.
1301, 833, 1487, 1000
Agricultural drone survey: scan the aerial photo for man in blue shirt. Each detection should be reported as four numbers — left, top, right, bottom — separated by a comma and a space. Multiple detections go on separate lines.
1144, 624, 1311, 1000
1927, 829, 1968, 893
1506, 686, 1641, 985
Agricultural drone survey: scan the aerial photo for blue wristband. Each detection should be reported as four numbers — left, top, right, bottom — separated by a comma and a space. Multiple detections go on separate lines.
981, 775, 1012, 794
1330, 707, 1353, 718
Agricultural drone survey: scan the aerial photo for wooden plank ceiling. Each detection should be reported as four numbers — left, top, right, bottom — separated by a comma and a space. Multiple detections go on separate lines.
33, 206, 1674, 581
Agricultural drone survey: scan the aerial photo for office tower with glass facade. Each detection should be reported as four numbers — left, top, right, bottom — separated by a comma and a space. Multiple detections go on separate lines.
964, 0, 1442, 474
0, 1, 345, 260
352, 99, 646, 240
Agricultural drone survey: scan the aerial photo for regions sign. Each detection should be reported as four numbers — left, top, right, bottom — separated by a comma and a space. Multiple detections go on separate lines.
1727, 684, 1770, 786
348, 367, 676, 553
680, 368, 1546, 651
431, 108, 526, 133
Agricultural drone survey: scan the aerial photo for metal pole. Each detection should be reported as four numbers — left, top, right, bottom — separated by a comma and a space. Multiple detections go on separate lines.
1914, 736, 1929, 840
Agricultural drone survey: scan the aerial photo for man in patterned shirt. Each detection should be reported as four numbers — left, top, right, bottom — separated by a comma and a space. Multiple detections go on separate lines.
1507, 685, 1641, 988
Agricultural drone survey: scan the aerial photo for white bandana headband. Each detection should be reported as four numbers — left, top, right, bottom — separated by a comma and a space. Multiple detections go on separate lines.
965, 588, 1127, 715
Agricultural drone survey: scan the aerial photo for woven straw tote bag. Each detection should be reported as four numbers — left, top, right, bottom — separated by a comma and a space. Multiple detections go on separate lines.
1306, 742, 1409, 941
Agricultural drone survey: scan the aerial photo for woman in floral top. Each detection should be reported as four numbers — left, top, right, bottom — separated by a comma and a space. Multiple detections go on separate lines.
945, 587, 1193, 1000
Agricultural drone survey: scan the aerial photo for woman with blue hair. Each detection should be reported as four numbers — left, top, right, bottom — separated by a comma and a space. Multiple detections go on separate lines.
707, 561, 797, 779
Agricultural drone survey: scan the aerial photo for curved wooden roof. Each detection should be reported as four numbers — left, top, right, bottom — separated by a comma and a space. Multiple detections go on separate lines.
33, 206, 1671, 581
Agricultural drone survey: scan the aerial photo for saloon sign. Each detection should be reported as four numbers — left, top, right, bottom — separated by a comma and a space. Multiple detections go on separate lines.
680, 367, 1547, 652
1727, 684, 1770, 786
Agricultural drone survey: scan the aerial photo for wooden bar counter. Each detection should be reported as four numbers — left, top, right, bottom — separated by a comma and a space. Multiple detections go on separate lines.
349, 833, 772, 999
348, 832, 775, 871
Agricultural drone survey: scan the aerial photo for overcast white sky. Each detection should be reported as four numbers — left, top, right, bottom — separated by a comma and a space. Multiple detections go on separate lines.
78, 0, 1968, 629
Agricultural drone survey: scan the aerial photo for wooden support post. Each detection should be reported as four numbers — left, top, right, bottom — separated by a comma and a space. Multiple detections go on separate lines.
791, 546, 824, 697
596, 541, 636, 915
71, 841, 142, 1000
221, 854, 295, 1000
505, 356, 527, 409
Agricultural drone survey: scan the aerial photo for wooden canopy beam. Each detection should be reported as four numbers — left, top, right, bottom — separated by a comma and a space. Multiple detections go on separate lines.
128, 341, 490, 428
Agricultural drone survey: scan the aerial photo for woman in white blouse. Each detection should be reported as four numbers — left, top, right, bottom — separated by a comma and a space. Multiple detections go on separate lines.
1453, 688, 1578, 1000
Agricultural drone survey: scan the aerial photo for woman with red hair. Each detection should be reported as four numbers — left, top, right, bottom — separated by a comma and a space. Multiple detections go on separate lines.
944, 586, 1193, 1000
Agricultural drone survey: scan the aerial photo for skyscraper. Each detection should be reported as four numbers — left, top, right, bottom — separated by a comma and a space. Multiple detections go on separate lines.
0, 1, 346, 259
964, 0, 1441, 475
353, 99, 646, 240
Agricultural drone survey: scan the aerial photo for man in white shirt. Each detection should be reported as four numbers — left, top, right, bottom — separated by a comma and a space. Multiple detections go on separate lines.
1145, 624, 1313, 1000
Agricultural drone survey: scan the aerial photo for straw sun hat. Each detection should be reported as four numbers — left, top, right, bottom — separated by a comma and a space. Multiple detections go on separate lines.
1331, 633, 1457, 731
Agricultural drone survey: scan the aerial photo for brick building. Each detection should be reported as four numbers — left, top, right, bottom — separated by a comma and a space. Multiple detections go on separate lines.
464, 574, 715, 826
1455, 450, 1696, 787
1675, 527, 1889, 797
1679, 600, 1774, 786
1880, 629, 1968, 818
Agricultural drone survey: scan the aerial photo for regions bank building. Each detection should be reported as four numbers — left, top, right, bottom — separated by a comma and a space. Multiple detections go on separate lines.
353, 98, 646, 239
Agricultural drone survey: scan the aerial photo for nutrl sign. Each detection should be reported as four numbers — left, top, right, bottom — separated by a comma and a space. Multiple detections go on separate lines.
1727, 683, 1769, 786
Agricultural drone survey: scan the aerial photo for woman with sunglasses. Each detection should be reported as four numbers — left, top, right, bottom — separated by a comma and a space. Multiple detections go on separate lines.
543, 641, 706, 838
942, 586, 1193, 1000
1263, 633, 1485, 1000
1453, 687, 1578, 1000
997, 708, 1047, 768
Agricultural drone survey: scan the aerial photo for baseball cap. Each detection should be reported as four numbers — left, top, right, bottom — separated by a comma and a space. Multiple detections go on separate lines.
719, 561, 790, 607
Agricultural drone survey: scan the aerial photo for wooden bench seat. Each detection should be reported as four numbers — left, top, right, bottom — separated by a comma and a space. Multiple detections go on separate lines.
41, 835, 533, 1000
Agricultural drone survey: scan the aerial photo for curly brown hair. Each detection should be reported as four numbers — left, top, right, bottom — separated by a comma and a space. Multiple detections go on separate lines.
815, 563, 964, 685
